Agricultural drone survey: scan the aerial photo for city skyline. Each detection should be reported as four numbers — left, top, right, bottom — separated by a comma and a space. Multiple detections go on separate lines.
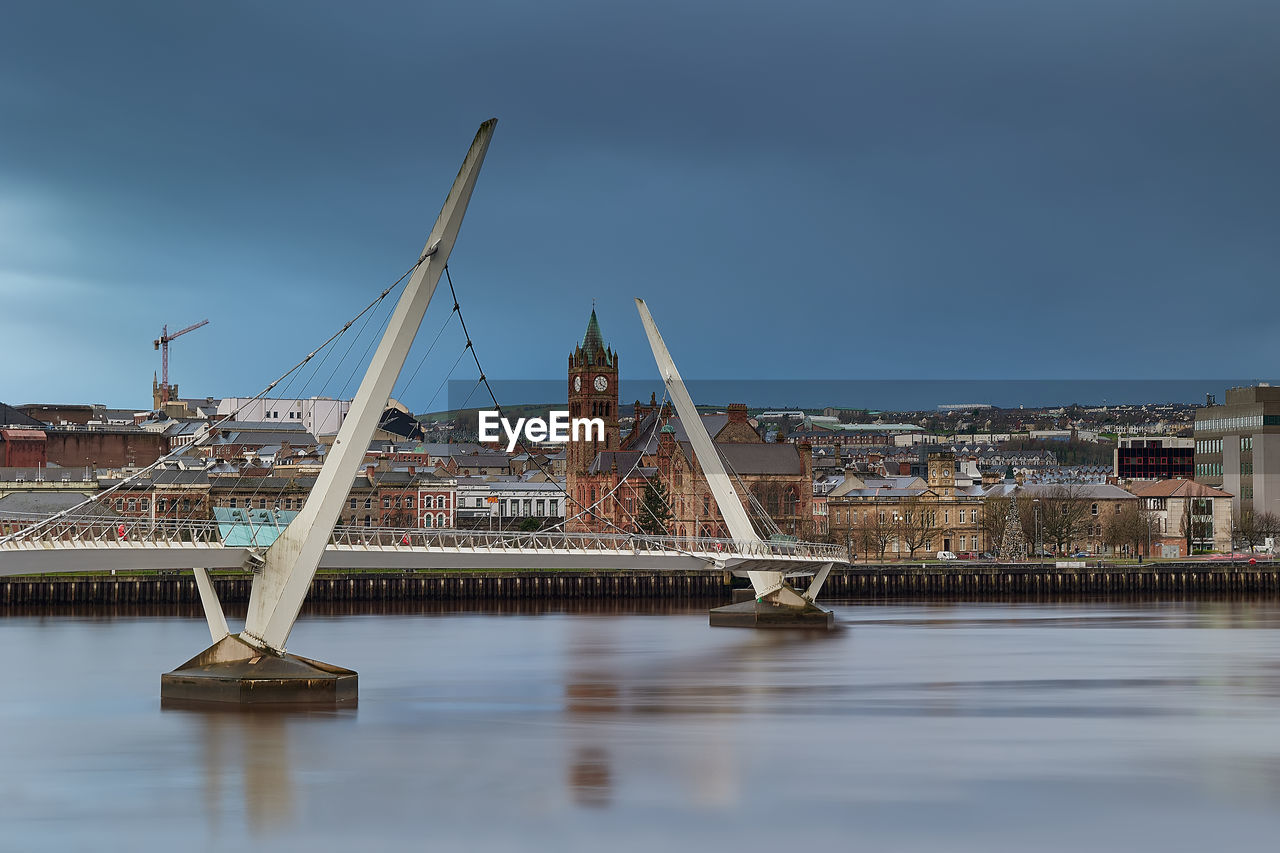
3, 1, 1279, 408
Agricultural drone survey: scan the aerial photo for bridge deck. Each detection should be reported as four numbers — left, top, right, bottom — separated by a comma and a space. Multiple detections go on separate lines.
0, 515, 843, 577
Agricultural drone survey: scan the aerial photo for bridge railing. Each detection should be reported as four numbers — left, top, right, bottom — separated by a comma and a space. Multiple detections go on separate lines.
326, 524, 843, 560
0, 512, 223, 545
1, 512, 844, 562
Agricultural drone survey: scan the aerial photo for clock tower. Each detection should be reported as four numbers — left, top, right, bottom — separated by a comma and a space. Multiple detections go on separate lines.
568, 308, 620, 476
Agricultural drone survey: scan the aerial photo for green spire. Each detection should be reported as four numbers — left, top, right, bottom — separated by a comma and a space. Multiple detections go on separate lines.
582, 308, 605, 353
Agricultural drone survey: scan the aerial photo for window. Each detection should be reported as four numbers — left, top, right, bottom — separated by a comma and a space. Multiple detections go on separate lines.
1091, 503, 1098, 516
364, 498, 371, 509
536, 499, 545, 515
382, 498, 391, 508
229, 498, 237, 508
349, 498, 357, 509
406, 497, 414, 509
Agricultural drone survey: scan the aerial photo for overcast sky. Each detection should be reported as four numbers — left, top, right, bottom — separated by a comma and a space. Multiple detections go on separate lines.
2, 1, 1278, 410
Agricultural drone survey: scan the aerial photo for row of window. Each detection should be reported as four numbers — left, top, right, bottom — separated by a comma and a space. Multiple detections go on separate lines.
1195, 437, 1255, 454
1197, 463, 1224, 477
494, 499, 558, 517
1196, 415, 1280, 432
832, 506, 978, 526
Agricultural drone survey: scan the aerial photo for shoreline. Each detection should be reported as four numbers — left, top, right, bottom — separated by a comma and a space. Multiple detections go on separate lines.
4, 563, 1280, 606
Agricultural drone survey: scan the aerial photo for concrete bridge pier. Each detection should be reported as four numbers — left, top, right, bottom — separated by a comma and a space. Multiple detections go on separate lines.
161, 634, 357, 706
709, 564, 836, 629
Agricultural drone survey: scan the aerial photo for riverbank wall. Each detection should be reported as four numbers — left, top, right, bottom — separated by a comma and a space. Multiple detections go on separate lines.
3, 563, 1280, 606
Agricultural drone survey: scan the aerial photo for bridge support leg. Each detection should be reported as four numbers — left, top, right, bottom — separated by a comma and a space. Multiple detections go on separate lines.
709, 568, 835, 629
191, 567, 230, 644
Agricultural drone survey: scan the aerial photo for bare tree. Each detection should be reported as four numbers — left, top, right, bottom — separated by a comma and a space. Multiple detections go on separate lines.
859, 507, 894, 561
981, 495, 1010, 553
1106, 502, 1153, 557
1257, 511, 1280, 548
896, 496, 939, 558
1036, 485, 1093, 553
1178, 497, 1214, 555
1234, 509, 1261, 551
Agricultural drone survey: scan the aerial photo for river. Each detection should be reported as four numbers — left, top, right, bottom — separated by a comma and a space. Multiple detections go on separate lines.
3, 599, 1280, 851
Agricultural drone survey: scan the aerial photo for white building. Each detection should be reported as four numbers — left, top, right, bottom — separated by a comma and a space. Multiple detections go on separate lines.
217, 397, 351, 436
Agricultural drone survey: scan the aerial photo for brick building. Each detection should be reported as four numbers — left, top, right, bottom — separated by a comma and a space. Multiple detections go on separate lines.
564, 310, 813, 538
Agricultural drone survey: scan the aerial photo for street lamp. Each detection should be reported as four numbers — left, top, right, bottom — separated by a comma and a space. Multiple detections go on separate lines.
1033, 498, 1042, 561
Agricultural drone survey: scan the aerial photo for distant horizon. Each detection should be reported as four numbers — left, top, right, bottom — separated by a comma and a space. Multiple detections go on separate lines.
446, 378, 1263, 416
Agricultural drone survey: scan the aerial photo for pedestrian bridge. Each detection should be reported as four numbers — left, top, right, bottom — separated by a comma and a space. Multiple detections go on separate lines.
0, 512, 844, 577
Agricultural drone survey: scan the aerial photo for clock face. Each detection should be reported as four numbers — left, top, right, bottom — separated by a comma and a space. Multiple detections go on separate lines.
573, 376, 581, 392
594, 375, 609, 392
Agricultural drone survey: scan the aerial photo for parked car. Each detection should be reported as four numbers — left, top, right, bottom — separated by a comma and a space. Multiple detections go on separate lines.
1032, 548, 1054, 558
936, 551, 958, 561
979, 552, 994, 560
1070, 552, 1089, 558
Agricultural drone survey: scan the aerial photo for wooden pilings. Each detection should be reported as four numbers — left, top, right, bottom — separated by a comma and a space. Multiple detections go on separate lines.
3, 564, 1280, 606
0, 570, 730, 606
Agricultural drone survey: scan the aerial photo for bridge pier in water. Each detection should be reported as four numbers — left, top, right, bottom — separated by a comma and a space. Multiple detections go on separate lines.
709, 564, 836, 629
159, 119, 498, 707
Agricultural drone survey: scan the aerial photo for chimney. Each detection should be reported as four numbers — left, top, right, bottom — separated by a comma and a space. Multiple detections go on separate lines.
727, 403, 748, 425
366, 464, 376, 485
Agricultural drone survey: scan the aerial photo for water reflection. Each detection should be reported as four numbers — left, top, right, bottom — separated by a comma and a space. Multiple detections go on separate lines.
7, 600, 1280, 850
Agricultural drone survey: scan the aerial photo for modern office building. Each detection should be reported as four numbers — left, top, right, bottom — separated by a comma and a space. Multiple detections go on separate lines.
1114, 436, 1194, 481
1194, 385, 1280, 516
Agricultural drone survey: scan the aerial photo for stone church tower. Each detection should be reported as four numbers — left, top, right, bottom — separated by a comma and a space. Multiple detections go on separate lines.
567, 308, 620, 476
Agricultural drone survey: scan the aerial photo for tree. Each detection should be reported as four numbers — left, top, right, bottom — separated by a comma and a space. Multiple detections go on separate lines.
981, 495, 1010, 554
863, 507, 894, 561
1036, 485, 1093, 553
895, 496, 939, 558
1235, 509, 1280, 552
1179, 497, 1214, 555
1106, 502, 1153, 557
637, 478, 673, 536
1234, 509, 1261, 551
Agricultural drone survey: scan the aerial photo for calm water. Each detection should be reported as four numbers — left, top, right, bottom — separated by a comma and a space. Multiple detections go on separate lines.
4, 599, 1280, 851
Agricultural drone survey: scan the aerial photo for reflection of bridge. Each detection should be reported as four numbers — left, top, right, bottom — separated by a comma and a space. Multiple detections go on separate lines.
0, 118, 841, 704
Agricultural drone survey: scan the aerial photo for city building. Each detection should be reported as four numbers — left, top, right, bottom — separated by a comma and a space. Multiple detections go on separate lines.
564, 309, 813, 537
216, 397, 351, 436
827, 450, 984, 558
1127, 479, 1233, 555
1114, 436, 1194, 481
1194, 384, 1280, 516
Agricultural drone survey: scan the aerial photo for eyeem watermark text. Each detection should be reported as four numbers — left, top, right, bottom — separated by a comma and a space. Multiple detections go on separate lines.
478, 410, 604, 452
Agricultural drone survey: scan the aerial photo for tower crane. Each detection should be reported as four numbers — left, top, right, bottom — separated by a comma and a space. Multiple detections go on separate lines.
153, 319, 209, 405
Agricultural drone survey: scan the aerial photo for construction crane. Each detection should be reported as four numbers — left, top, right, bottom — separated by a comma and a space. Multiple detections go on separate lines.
153, 319, 209, 405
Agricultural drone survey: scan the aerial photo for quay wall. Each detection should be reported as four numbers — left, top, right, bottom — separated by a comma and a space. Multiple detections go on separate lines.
3, 564, 1280, 606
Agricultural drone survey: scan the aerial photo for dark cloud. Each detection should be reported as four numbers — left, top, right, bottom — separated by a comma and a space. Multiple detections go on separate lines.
1, 0, 1277, 407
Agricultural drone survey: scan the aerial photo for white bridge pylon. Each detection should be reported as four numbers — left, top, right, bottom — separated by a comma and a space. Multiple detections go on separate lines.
635, 299, 835, 609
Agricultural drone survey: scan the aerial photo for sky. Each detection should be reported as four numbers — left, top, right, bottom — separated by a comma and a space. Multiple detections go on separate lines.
2, 0, 1278, 411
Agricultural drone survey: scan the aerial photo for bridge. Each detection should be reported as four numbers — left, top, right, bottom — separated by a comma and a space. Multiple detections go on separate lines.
0, 118, 842, 705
